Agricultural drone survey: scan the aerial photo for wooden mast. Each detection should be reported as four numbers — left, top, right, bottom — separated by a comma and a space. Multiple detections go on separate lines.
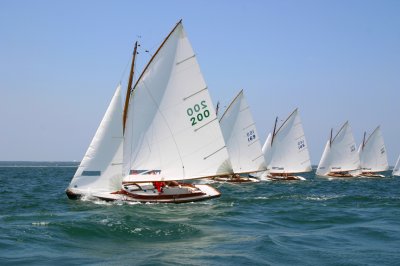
362, 131, 366, 150
130, 19, 182, 94
123, 41, 138, 133
271, 116, 278, 146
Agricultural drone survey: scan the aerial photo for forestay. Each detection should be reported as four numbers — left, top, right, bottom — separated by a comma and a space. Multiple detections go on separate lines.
219, 90, 266, 174
317, 121, 361, 176
69, 85, 124, 192
358, 126, 389, 172
265, 109, 312, 173
123, 21, 232, 183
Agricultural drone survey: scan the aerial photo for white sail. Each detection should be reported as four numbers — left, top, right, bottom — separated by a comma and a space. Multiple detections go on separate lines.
358, 126, 389, 172
68, 85, 123, 192
316, 121, 361, 176
265, 109, 312, 173
393, 155, 400, 176
262, 132, 273, 167
123, 21, 232, 183
219, 90, 265, 173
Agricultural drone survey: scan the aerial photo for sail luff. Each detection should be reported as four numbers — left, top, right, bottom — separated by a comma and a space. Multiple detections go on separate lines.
130, 19, 183, 93
332, 121, 349, 144
275, 108, 298, 136
219, 89, 243, 122
123, 41, 138, 133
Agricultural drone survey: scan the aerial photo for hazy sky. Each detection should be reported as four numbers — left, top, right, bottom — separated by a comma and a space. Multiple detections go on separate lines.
1, 0, 399, 164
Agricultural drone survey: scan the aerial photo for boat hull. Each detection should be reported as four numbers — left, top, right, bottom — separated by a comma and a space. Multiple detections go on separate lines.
264, 175, 306, 181
66, 184, 220, 204
212, 175, 260, 183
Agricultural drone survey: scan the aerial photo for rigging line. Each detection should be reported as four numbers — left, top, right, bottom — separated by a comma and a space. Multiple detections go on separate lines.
118, 53, 133, 84
183, 87, 207, 101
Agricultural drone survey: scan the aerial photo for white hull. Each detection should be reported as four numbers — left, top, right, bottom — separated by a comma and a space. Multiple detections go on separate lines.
66, 184, 220, 204
359, 172, 385, 178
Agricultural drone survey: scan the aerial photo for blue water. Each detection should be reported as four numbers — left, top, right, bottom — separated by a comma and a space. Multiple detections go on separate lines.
1, 162, 399, 265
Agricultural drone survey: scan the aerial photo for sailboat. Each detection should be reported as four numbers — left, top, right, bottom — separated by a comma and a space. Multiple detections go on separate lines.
358, 126, 388, 177
67, 20, 231, 203
215, 90, 265, 183
260, 108, 312, 181
393, 155, 400, 176
316, 121, 361, 178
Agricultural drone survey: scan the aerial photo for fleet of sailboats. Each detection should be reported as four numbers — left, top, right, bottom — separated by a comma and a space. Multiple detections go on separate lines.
66, 20, 399, 204
261, 108, 312, 181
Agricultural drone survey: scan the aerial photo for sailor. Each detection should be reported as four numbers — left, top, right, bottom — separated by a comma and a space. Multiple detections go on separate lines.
153, 181, 165, 192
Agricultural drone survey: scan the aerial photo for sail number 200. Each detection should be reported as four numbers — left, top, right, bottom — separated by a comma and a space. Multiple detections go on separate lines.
187, 100, 210, 126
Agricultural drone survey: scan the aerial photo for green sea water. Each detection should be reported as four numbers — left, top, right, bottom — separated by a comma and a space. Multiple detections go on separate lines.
0, 162, 399, 265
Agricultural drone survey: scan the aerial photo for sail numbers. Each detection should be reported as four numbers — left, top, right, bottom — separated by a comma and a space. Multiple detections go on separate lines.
298, 140, 305, 150
247, 130, 256, 142
187, 100, 210, 126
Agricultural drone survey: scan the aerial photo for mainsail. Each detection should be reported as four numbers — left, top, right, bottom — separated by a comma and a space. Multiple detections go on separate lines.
316, 121, 361, 176
219, 90, 265, 174
68, 84, 124, 192
393, 155, 400, 176
264, 108, 312, 173
123, 21, 232, 183
358, 126, 389, 172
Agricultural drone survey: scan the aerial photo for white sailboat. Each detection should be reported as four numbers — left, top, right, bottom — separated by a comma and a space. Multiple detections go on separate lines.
67, 21, 230, 203
260, 108, 312, 181
316, 121, 361, 177
393, 155, 400, 176
358, 126, 388, 177
215, 90, 265, 183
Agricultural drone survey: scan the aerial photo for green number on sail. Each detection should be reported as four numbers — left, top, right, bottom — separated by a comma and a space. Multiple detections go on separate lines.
187, 100, 210, 126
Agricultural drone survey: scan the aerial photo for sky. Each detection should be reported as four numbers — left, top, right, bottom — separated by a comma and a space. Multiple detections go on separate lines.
0, 0, 399, 164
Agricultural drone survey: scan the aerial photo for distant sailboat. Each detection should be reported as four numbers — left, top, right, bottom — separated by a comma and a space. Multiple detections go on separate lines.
260, 108, 312, 181
67, 20, 230, 203
316, 121, 361, 177
393, 155, 400, 176
358, 126, 388, 177
216, 90, 265, 183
